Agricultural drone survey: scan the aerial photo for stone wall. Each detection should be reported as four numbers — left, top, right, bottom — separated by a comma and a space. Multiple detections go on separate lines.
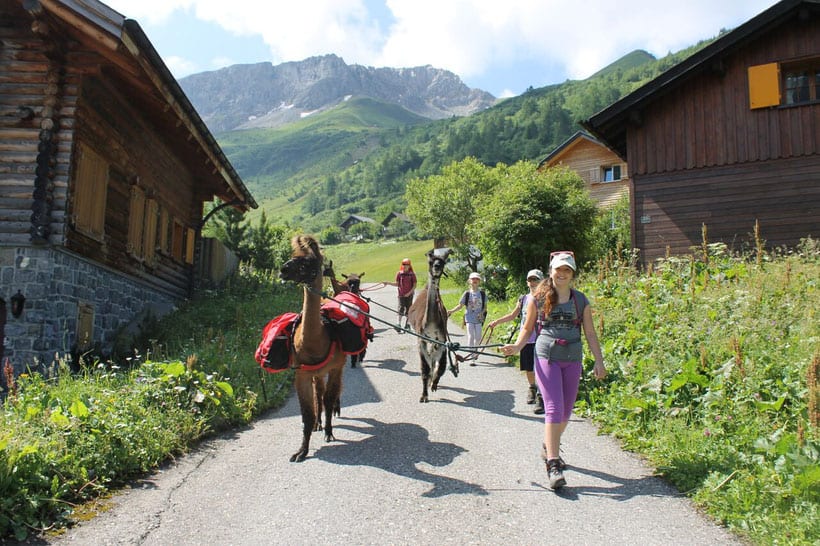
1, 245, 178, 376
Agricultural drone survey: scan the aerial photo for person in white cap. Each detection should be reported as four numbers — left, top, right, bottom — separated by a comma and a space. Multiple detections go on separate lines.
489, 268, 545, 412
500, 251, 606, 490
447, 272, 486, 365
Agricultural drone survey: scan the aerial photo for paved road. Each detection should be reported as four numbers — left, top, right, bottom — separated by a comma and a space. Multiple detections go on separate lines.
37, 285, 741, 546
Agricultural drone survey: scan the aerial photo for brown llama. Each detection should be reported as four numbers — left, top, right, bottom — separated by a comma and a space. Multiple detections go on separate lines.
279, 234, 347, 462
322, 260, 368, 368
407, 248, 453, 402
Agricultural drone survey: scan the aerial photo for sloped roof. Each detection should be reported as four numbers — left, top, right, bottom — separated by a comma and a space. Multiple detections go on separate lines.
581, 0, 820, 159
537, 131, 606, 168
21, 0, 256, 210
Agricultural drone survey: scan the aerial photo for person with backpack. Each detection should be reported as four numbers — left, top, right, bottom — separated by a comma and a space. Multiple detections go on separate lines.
500, 252, 606, 490
388, 258, 417, 329
489, 269, 544, 413
447, 272, 486, 366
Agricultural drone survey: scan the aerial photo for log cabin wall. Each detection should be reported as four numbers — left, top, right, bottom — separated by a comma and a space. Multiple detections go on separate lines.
626, 15, 819, 263
0, 8, 195, 372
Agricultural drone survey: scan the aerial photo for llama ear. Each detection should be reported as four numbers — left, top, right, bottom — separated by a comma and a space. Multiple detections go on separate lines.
342, 273, 349, 279
359, 272, 365, 277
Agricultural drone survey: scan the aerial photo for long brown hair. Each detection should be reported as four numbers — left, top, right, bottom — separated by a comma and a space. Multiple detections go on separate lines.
534, 277, 557, 318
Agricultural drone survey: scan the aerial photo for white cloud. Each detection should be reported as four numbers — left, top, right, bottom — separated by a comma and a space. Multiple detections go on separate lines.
163, 55, 199, 76
105, 0, 778, 87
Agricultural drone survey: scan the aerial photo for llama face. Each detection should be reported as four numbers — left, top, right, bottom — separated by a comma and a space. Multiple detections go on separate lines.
426, 249, 450, 279
279, 255, 322, 284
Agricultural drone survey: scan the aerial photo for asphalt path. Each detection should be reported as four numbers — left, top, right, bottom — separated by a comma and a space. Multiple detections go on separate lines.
34, 284, 742, 546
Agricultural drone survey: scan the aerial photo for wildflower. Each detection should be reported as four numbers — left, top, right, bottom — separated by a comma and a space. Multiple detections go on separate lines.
704, 429, 712, 437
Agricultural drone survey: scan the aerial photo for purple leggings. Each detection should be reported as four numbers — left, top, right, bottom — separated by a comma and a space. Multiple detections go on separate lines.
534, 356, 582, 424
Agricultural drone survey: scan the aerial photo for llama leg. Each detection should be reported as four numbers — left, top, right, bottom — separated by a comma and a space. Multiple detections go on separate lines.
420, 349, 431, 403
323, 367, 344, 442
431, 350, 447, 391
291, 373, 315, 462
312, 376, 325, 431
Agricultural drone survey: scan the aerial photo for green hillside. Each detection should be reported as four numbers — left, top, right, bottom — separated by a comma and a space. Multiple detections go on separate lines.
220, 41, 717, 232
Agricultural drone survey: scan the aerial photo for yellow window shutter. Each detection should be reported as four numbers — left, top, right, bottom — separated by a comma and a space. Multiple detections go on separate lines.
748, 63, 780, 109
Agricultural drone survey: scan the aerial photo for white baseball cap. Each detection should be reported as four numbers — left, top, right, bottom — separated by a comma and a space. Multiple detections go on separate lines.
549, 252, 576, 271
526, 269, 544, 280
468, 272, 482, 280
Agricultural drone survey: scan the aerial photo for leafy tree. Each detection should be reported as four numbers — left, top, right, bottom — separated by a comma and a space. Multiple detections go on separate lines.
471, 163, 597, 279
207, 201, 250, 262
405, 157, 494, 268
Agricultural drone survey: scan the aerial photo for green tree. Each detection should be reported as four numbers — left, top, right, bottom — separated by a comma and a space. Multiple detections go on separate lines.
405, 157, 494, 267
471, 163, 597, 279
207, 201, 250, 263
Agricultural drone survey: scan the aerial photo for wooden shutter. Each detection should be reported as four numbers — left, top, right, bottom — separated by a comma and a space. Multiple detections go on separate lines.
185, 228, 196, 264
127, 185, 146, 258
73, 143, 108, 239
748, 63, 780, 109
143, 198, 159, 265
158, 207, 170, 254
172, 219, 184, 261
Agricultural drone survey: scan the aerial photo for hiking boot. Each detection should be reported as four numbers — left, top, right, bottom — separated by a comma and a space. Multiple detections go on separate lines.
547, 458, 566, 490
541, 444, 567, 471
533, 392, 544, 415
526, 385, 537, 404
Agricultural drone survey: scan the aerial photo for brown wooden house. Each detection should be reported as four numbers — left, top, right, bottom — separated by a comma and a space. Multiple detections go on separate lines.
582, 0, 819, 265
538, 130, 630, 209
0, 0, 256, 371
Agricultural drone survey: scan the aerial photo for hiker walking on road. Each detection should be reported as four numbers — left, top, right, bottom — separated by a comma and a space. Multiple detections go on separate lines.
388, 258, 417, 329
501, 252, 606, 490
489, 269, 544, 413
447, 272, 487, 365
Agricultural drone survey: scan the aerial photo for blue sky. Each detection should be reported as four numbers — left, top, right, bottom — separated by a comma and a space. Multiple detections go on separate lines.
104, 0, 778, 98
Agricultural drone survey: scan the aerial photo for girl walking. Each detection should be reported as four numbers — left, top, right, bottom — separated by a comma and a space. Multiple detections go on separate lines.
501, 252, 606, 489
447, 272, 486, 365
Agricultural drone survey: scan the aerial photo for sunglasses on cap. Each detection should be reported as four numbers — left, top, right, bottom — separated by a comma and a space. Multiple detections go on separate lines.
550, 251, 575, 258
526, 277, 540, 282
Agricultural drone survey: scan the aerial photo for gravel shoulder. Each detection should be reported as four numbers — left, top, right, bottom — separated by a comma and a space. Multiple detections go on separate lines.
36, 284, 743, 546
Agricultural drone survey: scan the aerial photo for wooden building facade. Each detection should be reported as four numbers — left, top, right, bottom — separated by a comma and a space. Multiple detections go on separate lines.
538, 131, 630, 209
582, 0, 819, 265
0, 0, 256, 371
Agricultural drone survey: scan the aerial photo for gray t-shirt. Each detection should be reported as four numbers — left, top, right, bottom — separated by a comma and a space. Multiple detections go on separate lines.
534, 290, 588, 362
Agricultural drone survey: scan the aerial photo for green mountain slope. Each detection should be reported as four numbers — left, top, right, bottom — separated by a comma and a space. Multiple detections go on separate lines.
221, 43, 716, 231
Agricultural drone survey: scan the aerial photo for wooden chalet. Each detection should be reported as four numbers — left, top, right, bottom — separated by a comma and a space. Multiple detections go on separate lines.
0, 0, 256, 370
339, 214, 377, 232
582, 0, 819, 265
538, 131, 630, 210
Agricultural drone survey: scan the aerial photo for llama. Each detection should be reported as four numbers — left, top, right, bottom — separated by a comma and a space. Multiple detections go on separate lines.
322, 261, 368, 368
407, 248, 453, 402
278, 235, 347, 462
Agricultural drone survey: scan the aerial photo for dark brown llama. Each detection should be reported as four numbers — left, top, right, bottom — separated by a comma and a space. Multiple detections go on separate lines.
407, 248, 452, 402
279, 235, 347, 462
322, 260, 368, 368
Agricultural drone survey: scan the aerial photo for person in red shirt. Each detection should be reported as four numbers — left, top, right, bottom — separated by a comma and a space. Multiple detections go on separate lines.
389, 258, 417, 329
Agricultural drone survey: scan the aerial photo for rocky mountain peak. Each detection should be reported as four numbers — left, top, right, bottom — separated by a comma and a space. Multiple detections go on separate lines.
179, 54, 497, 133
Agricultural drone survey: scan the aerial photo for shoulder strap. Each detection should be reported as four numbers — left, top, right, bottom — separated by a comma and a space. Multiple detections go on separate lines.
571, 289, 583, 329
481, 289, 486, 308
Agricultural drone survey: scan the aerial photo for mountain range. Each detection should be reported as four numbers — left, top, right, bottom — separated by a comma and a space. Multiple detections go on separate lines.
179, 54, 497, 134
179, 44, 711, 233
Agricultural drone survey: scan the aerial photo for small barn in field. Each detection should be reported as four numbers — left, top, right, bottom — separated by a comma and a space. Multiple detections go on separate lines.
0, 0, 256, 371
582, 0, 819, 265
538, 130, 630, 210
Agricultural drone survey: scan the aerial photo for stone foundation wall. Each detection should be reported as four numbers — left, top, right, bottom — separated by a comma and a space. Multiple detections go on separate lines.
1, 245, 178, 376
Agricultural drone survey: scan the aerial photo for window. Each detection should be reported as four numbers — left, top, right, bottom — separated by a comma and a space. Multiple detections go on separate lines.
749, 58, 820, 108
602, 165, 622, 182
72, 143, 108, 239
782, 60, 820, 105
